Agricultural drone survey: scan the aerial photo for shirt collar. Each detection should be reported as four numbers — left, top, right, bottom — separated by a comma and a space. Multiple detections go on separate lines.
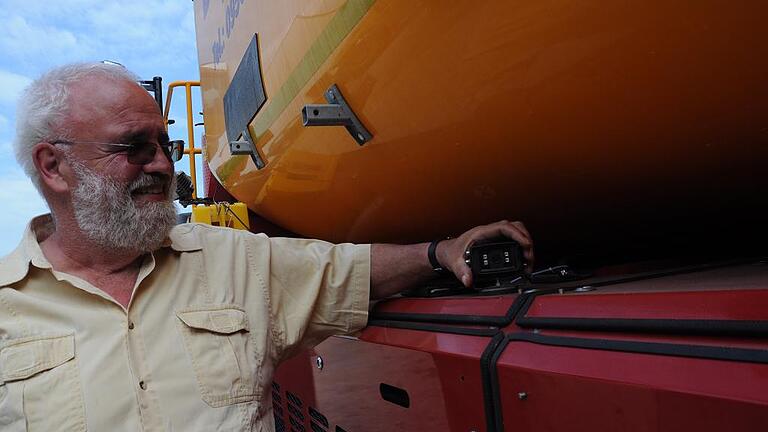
0, 214, 49, 286
166, 224, 204, 252
0, 214, 202, 287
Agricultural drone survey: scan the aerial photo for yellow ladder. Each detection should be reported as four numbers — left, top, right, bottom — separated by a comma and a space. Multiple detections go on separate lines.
164, 81, 249, 230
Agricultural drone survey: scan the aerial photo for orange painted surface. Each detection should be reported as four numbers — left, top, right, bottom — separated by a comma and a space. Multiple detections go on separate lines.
193, 1, 768, 251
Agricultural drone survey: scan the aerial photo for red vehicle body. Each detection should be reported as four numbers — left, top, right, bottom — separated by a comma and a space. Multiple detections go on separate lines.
184, 1, 768, 430
266, 263, 768, 432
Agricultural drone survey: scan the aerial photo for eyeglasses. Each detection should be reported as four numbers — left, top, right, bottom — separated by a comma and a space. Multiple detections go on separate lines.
51, 139, 185, 165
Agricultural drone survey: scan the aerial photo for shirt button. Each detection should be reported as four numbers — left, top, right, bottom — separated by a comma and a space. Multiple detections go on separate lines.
139, 380, 147, 390
128, 321, 135, 330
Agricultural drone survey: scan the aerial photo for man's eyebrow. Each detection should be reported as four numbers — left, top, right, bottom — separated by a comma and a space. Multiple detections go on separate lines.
116, 131, 149, 143
116, 130, 169, 143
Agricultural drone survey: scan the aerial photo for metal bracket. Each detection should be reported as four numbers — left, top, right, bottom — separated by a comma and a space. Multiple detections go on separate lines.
139, 76, 163, 110
301, 84, 373, 145
229, 128, 266, 169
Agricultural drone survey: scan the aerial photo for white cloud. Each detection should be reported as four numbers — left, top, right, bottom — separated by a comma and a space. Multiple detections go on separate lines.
0, 0, 97, 17
0, 1, 198, 80
0, 168, 48, 256
82, 2, 198, 74
0, 70, 32, 105
0, 170, 44, 213
0, 15, 83, 66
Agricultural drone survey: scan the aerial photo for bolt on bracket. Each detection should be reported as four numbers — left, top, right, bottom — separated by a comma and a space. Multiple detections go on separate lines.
301, 84, 372, 145
229, 128, 266, 169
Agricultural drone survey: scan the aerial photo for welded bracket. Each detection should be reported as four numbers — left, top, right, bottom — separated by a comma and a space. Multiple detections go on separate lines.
301, 84, 372, 145
229, 128, 266, 169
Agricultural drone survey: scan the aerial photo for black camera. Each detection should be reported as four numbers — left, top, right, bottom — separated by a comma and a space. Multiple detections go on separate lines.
465, 239, 525, 287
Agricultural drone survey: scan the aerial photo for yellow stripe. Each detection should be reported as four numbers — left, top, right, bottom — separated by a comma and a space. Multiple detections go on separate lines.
216, 155, 247, 183
217, 0, 376, 182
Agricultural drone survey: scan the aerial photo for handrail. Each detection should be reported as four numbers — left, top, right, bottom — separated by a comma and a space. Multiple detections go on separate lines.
164, 81, 202, 198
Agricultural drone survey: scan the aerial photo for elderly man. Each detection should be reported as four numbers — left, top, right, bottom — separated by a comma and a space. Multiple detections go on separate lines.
0, 63, 533, 431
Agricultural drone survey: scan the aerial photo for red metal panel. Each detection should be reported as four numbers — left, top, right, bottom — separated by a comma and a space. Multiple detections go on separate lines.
271, 349, 318, 432
274, 264, 768, 432
372, 294, 518, 317
275, 333, 493, 432
496, 341, 768, 431
524, 264, 768, 320
360, 326, 494, 358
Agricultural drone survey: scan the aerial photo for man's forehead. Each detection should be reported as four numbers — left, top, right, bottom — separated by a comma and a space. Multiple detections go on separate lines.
67, 75, 161, 118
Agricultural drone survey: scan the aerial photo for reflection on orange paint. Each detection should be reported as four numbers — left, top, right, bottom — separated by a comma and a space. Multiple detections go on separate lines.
193, 1, 768, 251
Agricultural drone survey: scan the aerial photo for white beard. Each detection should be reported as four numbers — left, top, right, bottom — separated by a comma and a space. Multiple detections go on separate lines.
69, 160, 177, 254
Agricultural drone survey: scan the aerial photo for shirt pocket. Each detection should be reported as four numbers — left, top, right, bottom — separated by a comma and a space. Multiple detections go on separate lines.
0, 333, 86, 432
176, 306, 257, 407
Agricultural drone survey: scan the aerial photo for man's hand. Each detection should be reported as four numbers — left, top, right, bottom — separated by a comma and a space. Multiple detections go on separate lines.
436, 220, 534, 288
370, 220, 534, 299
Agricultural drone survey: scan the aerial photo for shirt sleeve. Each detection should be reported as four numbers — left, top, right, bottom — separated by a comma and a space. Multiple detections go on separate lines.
252, 237, 371, 361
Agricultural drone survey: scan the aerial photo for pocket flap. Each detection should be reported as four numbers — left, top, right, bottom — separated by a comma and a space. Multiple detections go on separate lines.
0, 334, 75, 382
176, 307, 249, 334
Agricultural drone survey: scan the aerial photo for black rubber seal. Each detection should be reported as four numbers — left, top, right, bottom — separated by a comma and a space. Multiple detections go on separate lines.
480, 332, 506, 432
505, 332, 768, 364
370, 290, 534, 328
516, 317, 768, 338
371, 311, 509, 327
366, 319, 500, 337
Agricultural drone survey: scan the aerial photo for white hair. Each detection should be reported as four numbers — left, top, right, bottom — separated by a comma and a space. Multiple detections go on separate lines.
14, 62, 142, 192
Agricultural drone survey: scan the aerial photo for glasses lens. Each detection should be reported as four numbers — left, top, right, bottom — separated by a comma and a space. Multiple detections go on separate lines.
127, 142, 157, 164
160, 143, 173, 162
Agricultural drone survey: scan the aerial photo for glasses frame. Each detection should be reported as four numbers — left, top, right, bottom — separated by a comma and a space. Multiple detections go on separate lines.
51, 139, 185, 164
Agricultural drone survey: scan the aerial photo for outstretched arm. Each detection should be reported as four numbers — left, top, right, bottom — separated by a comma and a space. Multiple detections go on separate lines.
370, 220, 534, 300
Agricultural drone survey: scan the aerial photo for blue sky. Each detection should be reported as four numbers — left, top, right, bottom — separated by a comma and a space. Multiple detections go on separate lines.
0, 0, 202, 256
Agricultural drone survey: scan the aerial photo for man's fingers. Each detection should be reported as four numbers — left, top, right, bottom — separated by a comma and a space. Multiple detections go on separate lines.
510, 221, 532, 243
497, 222, 532, 247
461, 220, 534, 257
501, 223, 535, 270
442, 220, 535, 287
464, 221, 526, 245
477, 221, 535, 269
460, 272, 472, 288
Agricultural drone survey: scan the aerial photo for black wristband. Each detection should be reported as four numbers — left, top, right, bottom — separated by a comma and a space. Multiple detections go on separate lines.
428, 239, 449, 275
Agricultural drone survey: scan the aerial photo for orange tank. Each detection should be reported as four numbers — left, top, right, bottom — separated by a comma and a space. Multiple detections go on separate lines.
186, 4, 768, 432
193, 0, 768, 262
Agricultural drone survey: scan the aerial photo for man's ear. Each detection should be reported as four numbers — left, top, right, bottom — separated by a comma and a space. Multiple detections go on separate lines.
32, 142, 72, 193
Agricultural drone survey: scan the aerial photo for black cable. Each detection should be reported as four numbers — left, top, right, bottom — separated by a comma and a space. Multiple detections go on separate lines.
221, 202, 248, 229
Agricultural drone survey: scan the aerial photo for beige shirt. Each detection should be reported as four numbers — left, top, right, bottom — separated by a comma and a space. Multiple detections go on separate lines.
0, 215, 370, 432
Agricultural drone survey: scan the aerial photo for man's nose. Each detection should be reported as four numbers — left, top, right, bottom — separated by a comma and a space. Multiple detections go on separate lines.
143, 142, 174, 175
